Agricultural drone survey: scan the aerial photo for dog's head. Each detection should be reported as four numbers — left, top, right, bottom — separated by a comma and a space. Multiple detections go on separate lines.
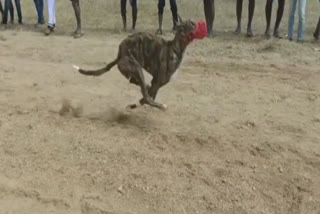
175, 17, 207, 43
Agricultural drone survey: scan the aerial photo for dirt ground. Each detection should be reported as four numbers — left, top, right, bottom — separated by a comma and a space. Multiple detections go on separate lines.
1, 1, 320, 214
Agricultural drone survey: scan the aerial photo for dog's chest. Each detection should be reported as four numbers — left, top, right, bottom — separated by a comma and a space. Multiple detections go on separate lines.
170, 70, 179, 82
169, 53, 183, 82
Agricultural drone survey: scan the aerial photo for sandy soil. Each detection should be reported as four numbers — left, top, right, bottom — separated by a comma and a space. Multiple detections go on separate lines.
1, 1, 320, 213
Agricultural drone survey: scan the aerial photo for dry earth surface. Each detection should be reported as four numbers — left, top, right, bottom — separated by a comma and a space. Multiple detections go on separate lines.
0, 0, 320, 214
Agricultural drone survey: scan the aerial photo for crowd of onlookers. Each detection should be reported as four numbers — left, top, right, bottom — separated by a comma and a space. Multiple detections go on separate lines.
0, 0, 23, 25
0, 0, 82, 37
0, 0, 319, 41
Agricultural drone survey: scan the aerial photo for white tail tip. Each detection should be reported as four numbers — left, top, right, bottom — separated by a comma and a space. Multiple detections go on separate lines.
73, 65, 80, 70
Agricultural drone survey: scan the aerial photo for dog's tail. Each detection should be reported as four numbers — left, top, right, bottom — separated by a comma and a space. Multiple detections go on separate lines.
73, 58, 118, 76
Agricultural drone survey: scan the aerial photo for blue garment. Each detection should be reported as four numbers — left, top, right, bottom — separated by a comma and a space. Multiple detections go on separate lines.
33, 0, 44, 24
288, 0, 307, 41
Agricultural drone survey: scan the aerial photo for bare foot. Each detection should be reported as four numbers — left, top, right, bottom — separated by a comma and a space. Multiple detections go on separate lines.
129, 28, 136, 34
234, 26, 241, 35
273, 30, 282, 39
265, 28, 271, 38
247, 28, 254, 37
207, 31, 214, 38
44, 27, 54, 36
73, 30, 83, 39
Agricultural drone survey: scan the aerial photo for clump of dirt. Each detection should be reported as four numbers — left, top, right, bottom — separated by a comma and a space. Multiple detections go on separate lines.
59, 99, 83, 118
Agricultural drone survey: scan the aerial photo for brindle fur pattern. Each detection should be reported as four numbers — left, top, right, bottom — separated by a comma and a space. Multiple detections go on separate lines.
75, 19, 196, 111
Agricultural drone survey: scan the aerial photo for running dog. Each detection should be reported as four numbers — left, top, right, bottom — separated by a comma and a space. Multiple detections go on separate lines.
73, 18, 207, 111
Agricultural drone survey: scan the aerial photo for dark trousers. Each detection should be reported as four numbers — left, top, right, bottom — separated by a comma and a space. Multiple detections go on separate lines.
0, 2, 3, 19
265, 0, 285, 31
203, 0, 215, 34
2, 0, 13, 24
3, 0, 22, 24
158, 0, 178, 24
315, 17, 320, 39
33, 0, 44, 24
121, 0, 137, 18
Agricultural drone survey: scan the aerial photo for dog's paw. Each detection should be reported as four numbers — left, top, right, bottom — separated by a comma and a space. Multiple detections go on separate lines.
126, 104, 139, 110
73, 32, 83, 39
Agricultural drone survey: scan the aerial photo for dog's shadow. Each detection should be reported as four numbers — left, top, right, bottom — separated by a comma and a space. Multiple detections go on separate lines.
57, 99, 155, 130
87, 107, 154, 130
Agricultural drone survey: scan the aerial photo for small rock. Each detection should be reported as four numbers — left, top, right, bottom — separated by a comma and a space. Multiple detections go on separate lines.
250, 164, 257, 169
246, 121, 256, 128
16, 110, 29, 115
278, 167, 283, 173
117, 186, 124, 194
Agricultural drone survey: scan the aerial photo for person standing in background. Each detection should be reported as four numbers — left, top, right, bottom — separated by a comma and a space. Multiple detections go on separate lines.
0, 1, 13, 26
44, 0, 56, 35
0, 2, 3, 21
314, 0, 320, 40
33, 0, 45, 27
235, 0, 255, 37
288, 0, 307, 41
2, 0, 22, 25
70, 0, 82, 38
121, 0, 138, 32
314, 18, 319, 41
203, 0, 215, 37
157, 0, 178, 34
265, 0, 285, 38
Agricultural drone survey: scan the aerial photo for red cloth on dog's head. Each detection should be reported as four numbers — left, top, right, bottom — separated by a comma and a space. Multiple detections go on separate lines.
187, 20, 207, 42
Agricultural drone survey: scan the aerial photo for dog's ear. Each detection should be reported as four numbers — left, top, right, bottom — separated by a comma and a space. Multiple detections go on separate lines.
176, 24, 187, 37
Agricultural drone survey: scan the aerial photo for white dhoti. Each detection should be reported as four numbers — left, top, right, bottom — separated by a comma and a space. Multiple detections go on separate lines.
46, 0, 56, 27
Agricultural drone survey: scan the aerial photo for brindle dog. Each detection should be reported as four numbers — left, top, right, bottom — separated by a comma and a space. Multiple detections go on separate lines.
73, 19, 205, 111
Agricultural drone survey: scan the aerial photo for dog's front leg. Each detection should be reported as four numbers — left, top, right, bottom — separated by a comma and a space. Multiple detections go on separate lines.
137, 79, 161, 104
127, 82, 165, 111
148, 81, 161, 100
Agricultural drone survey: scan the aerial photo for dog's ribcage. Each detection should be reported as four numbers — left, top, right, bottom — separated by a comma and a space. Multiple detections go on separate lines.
119, 33, 185, 82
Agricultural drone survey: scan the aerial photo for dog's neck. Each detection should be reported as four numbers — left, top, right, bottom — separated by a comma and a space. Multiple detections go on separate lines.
170, 34, 190, 56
